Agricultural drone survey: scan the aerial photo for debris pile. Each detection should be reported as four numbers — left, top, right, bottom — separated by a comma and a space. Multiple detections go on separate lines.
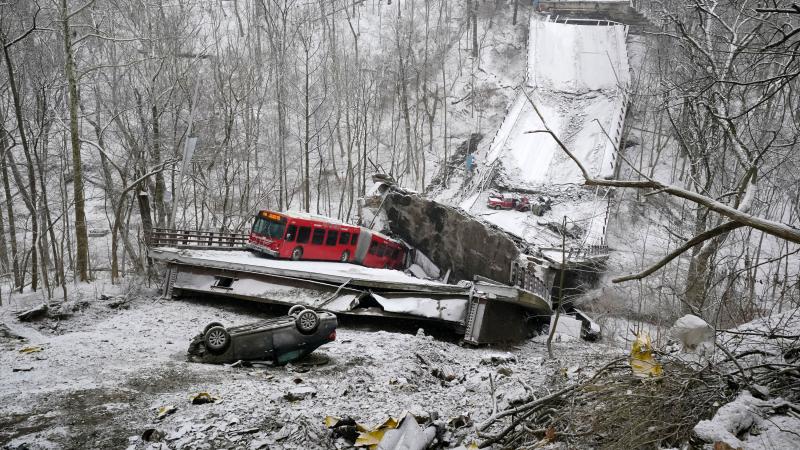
480, 310, 800, 449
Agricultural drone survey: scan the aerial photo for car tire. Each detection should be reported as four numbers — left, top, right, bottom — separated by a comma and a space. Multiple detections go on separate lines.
288, 305, 305, 317
295, 309, 320, 335
203, 321, 224, 335
204, 326, 231, 355
291, 247, 303, 261
340, 250, 350, 262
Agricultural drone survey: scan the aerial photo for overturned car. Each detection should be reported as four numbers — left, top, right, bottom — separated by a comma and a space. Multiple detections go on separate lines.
188, 306, 337, 364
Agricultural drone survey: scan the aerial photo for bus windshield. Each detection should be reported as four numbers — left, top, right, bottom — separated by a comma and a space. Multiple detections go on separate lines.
252, 216, 286, 239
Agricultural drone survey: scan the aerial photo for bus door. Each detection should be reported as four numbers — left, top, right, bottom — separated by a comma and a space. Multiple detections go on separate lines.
353, 230, 372, 265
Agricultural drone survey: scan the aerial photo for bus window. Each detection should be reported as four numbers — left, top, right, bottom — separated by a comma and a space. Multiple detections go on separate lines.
351, 233, 359, 245
376, 244, 386, 257
285, 225, 297, 242
326, 230, 338, 246
390, 248, 399, 258
368, 241, 378, 255
253, 216, 286, 239
312, 228, 325, 245
339, 232, 350, 245
297, 227, 311, 243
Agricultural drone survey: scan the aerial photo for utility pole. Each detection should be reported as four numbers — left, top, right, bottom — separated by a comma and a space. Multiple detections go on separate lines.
547, 215, 568, 358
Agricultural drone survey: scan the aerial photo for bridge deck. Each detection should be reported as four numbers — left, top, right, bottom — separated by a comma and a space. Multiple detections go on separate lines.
149, 247, 468, 294
150, 247, 552, 343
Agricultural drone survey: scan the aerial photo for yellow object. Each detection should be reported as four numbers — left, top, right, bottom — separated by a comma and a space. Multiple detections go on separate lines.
19, 346, 43, 354
156, 405, 177, 419
324, 415, 368, 432
630, 332, 663, 378
324, 416, 340, 428
354, 417, 400, 449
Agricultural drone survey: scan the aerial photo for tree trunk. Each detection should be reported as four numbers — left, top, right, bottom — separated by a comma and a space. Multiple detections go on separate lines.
471, 0, 478, 58
61, 0, 90, 282
0, 153, 20, 289
512, 0, 518, 25
2, 40, 40, 292
151, 104, 167, 227
304, 51, 311, 212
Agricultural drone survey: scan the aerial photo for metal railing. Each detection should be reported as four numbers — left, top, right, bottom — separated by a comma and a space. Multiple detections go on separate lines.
511, 262, 551, 302
149, 228, 248, 250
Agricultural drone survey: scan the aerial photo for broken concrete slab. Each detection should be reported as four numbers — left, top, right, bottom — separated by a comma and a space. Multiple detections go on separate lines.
381, 191, 521, 284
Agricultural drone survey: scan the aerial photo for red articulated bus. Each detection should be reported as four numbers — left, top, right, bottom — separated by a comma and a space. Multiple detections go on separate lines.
247, 210, 407, 270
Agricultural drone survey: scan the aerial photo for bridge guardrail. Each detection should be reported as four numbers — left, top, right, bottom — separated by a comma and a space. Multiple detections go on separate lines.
150, 228, 248, 250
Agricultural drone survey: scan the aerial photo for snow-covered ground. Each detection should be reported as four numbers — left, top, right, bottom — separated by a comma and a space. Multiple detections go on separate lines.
0, 283, 619, 449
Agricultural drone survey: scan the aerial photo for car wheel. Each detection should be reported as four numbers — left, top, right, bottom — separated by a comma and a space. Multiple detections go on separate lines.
203, 321, 224, 335
204, 326, 231, 355
288, 305, 305, 317
295, 309, 320, 335
340, 250, 350, 262
291, 247, 303, 261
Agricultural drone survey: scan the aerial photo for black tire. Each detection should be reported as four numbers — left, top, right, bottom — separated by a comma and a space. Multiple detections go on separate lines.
204, 326, 231, 355
340, 250, 350, 262
291, 247, 303, 261
288, 305, 305, 317
203, 321, 224, 335
295, 309, 320, 335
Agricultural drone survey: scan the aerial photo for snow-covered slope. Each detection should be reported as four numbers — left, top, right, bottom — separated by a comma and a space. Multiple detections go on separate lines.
487, 18, 629, 187
462, 16, 630, 250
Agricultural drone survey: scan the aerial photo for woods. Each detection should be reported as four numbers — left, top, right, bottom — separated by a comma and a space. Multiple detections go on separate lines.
0, 0, 797, 328
1, 1, 800, 449
0, 0, 496, 293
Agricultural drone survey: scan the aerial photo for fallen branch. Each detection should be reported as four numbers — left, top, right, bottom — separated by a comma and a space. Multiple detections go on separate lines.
16, 303, 48, 321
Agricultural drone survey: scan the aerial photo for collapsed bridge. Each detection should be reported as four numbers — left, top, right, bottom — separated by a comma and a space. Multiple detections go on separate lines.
150, 228, 553, 344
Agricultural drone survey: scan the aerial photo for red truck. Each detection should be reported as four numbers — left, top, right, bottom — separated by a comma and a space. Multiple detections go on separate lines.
487, 193, 530, 211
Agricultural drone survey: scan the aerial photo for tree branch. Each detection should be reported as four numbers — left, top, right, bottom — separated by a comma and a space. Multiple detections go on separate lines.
2, 4, 40, 49
520, 91, 800, 246
612, 221, 744, 283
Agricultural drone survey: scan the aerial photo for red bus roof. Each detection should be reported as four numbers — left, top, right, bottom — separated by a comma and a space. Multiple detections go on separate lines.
257, 210, 355, 228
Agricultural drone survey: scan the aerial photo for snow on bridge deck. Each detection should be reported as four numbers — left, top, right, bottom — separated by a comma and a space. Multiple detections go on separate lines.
150, 247, 464, 294
463, 16, 629, 250
487, 17, 629, 187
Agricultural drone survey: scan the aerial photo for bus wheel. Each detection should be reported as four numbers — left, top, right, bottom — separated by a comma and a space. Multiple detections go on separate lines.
340, 251, 349, 262
291, 247, 303, 261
